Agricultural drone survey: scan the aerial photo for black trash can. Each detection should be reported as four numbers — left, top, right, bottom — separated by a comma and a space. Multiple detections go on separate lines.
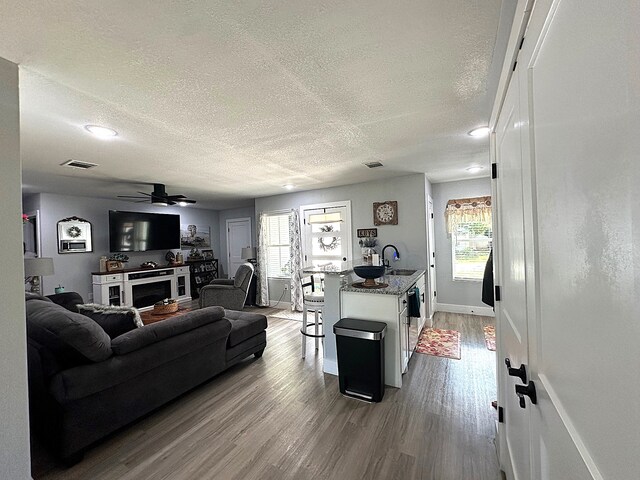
334, 318, 387, 402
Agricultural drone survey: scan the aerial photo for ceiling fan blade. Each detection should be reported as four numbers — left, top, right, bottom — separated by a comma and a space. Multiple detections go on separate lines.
166, 194, 186, 200
137, 192, 152, 196
180, 199, 197, 204
117, 195, 148, 199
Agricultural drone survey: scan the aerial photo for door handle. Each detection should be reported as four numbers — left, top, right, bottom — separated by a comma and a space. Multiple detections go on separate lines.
505, 358, 527, 383
430, 264, 434, 267
515, 381, 537, 408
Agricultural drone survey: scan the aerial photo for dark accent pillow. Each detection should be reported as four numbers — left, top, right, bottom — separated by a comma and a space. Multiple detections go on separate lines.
76, 304, 142, 340
25, 300, 112, 363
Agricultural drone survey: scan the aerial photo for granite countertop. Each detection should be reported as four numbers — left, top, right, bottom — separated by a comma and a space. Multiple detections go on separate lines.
302, 261, 354, 275
342, 269, 426, 295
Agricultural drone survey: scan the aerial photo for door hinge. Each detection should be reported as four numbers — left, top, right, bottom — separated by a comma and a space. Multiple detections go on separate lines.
495, 285, 501, 301
498, 406, 504, 423
431, 213, 434, 219
432, 252, 435, 258
519, 36, 525, 50
304, 255, 307, 261
434, 291, 437, 297
491, 163, 498, 179
512, 60, 518, 72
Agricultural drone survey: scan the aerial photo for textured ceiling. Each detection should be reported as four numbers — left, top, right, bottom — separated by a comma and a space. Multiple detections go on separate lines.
0, 1, 513, 210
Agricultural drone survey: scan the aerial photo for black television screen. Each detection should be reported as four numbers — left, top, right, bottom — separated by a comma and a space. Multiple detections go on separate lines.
109, 210, 180, 252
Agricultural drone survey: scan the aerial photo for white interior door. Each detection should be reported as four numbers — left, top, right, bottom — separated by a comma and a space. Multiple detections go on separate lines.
494, 1, 639, 479
494, 64, 532, 480
226, 217, 251, 279
427, 196, 436, 322
302, 203, 351, 269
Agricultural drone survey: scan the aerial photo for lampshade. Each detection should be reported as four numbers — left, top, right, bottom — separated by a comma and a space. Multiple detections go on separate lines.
24, 257, 55, 277
241, 247, 257, 260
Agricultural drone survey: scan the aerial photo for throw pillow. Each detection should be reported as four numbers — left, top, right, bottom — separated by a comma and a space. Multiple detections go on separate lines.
26, 300, 112, 363
76, 304, 143, 339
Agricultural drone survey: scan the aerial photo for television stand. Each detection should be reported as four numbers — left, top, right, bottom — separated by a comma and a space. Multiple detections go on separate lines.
92, 265, 191, 310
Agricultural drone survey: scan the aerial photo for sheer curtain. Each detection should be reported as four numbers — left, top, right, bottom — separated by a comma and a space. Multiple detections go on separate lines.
256, 213, 270, 307
289, 209, 304, 311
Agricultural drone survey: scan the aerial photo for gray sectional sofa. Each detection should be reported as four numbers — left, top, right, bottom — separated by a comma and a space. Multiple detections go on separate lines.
25, 292, 267, 464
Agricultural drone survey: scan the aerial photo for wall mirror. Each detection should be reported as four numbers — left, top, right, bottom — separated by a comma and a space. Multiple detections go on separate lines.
57, 216, 93, 253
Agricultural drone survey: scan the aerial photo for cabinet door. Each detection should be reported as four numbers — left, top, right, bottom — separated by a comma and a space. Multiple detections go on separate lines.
399, 304, 409, 374
416, 275, 427, 330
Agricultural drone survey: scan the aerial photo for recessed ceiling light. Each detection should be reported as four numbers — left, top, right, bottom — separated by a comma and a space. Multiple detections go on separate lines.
468, 126, 490, 137
283, 184, 295, 190
466, 165, 484, 173
84, 125, 118, 138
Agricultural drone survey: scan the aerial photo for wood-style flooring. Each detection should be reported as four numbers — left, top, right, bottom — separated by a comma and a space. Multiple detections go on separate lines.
32, 310, 499, 480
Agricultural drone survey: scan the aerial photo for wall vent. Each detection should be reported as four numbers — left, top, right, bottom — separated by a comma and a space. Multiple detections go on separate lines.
364, 161, 384, 168
61, 159, 98, 170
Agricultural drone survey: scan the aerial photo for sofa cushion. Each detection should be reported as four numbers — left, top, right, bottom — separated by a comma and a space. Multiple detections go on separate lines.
46, 292, 84, 312
25, 292, 52, 303
223, 310, 268, 347
76, 304, 142, 339
26, 299, 112, 363
111, 306, 226, 355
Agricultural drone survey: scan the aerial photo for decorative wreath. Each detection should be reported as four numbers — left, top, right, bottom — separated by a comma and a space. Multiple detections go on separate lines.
67, 225, 82, 238
318, 225, 339, 252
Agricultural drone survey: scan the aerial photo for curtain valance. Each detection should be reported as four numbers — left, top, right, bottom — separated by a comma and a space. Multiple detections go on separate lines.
445, 196, 492, 233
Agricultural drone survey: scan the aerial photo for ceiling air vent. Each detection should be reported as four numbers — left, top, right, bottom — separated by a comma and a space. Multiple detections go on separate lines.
61, 159, 98, 170
364, 161, 384, 168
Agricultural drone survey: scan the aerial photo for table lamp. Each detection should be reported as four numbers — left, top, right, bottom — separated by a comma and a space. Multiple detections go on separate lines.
24, 257, 54, 294
241, 247, 257, 260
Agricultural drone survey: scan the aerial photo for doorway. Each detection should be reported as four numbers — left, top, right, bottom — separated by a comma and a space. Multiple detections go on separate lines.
426, 196, 436, 325
226, 217, 252, 279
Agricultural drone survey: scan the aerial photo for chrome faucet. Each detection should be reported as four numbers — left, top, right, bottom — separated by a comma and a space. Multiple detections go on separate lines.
381, 244, 400, 269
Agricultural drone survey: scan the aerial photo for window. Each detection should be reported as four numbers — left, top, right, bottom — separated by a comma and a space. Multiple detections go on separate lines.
444, 196, 492, 281
266, 214, 290, 277
452, 221, 492, 281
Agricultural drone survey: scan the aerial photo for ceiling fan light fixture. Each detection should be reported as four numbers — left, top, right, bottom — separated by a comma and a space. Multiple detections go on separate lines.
177, 201, 189, 207
84, 124, 118, 139
468, 126, 490, 138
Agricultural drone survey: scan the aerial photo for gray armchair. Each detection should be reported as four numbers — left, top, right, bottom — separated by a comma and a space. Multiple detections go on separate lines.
199, 262, 254, 310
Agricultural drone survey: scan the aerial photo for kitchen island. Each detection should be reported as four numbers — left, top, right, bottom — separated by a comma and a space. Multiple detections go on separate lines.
341, 269, 427, 388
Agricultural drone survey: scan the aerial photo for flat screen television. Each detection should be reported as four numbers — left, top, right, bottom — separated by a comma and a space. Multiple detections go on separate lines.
109, 210, 180, 252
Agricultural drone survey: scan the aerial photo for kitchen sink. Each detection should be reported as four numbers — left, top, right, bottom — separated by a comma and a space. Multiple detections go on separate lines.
386, 269, 417, 276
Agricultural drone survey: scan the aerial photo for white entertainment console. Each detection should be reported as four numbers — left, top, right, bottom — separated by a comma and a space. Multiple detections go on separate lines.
92, 266, 191, 311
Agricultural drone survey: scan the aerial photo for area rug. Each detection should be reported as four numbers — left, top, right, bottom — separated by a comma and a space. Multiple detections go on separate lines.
483, 325, 496, 351
415, 328, 461, 360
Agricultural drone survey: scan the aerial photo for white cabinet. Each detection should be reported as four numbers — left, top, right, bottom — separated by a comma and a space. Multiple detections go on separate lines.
92, 273, 124, 306
340, 272, 426, 388
92, 267, 191, 309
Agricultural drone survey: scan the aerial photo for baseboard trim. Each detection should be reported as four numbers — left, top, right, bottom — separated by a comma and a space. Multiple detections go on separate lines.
435, 303, 495, 317
323, 359, 338, 377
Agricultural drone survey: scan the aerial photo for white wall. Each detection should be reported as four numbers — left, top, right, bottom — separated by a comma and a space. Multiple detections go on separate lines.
217, 204, 256, 278
0, 57, 32, 479
432, 177, 491, 308
32, 193, 220, 298
256, 174, 430, 300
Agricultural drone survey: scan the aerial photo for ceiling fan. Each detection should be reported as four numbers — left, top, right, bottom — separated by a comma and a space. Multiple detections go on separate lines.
117, 183, 196, 206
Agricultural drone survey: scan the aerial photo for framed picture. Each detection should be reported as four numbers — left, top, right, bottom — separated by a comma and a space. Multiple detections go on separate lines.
180, 224, 211, 248
106, 260, 121, 272
201, 249, 214, 260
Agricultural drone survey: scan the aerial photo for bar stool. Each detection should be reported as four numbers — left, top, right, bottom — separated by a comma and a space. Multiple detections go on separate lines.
301, 275, 325, 358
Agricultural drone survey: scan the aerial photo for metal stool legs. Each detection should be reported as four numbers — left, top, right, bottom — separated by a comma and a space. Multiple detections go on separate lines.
301, 304, 323, 359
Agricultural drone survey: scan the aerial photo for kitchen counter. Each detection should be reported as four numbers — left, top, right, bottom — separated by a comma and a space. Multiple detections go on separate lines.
301, 261, 354, 275
342, 269, 425, 296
